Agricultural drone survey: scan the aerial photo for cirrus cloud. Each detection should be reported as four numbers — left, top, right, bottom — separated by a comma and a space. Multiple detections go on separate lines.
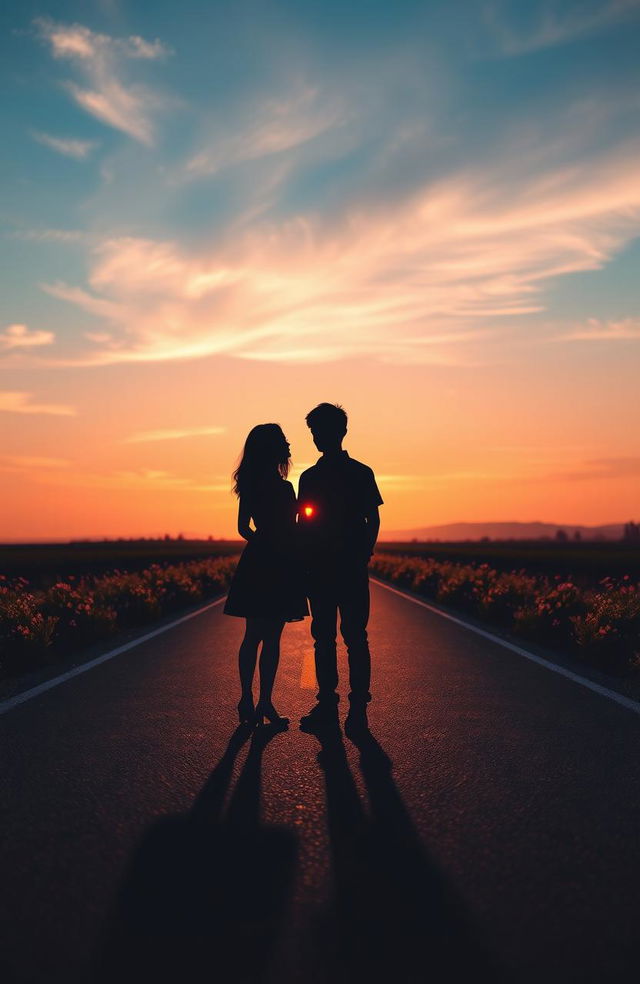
35, 18, 173, 145
485, 0, 640, 55
554, 317, 640, 342
0, 324, 54, 351
184, 87, 346, 180
0, 456, 70, 471
123, 425, 226, 443
30, 130, 99, 159
0, 391, 76, 415
33, 467, 230, 494
41, 135, 640, 367
37, 20, 171, 62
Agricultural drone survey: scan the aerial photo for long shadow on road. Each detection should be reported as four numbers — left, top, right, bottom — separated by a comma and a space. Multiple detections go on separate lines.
96, 719, 504, 984
306, 719, 506, 984
95, 724, 297, 984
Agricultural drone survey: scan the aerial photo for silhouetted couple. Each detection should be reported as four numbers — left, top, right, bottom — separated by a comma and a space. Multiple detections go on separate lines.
223, 402, 383, 733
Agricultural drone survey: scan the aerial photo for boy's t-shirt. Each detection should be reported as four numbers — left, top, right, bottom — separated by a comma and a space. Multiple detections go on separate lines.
297, 451, 383, 564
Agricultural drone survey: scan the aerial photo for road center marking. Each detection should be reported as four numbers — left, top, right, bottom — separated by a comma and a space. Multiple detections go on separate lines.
300, 649, 317, 690
372, 578, 640, 718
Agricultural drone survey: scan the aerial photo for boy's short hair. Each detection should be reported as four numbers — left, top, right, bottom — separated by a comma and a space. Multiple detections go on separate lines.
305, 403, 348, 434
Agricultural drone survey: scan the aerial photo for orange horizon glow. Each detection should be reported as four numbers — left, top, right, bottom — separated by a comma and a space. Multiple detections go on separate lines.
2, 350, 639, 542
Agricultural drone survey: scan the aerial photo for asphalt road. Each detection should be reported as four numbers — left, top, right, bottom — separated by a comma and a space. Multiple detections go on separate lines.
1, 580, 639, 984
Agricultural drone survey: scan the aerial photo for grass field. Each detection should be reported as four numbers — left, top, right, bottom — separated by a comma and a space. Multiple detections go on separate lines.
2, 538, 639, 585
0, 539, 242, 586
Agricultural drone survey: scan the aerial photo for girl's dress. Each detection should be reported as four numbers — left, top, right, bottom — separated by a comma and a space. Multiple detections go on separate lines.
224, 477, 309, 621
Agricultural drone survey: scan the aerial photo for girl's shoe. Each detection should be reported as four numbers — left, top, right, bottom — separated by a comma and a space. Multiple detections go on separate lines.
255, 700, 289, 727
237, 695, 255, 725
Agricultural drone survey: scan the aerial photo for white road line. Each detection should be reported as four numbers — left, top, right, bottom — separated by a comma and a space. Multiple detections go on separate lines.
371, 577, 640, 717
0, 596, 227, 718
4, 581, 638, 720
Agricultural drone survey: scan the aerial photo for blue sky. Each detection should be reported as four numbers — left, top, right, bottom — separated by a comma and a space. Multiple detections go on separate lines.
1, 0, 640, 537
2, 0, 640, 364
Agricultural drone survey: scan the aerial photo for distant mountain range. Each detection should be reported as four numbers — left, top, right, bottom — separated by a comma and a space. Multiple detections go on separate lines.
380, 521, 626, 542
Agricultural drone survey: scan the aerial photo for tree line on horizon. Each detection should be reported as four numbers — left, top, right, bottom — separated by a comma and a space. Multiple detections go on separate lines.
67, 520, 640, 545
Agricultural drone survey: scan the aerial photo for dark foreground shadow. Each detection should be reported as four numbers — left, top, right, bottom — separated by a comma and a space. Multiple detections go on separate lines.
95, 724, 297, 984
309, 718, 506, 984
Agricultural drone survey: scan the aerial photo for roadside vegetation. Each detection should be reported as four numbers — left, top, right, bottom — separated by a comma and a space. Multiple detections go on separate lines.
2, 538, 639, 684
371, 553, 640, 676
0, 555, 238, 681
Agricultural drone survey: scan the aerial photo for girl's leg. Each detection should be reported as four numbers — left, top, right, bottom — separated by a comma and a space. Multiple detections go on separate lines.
257, 620, 286, 710
238, 618, 264, 702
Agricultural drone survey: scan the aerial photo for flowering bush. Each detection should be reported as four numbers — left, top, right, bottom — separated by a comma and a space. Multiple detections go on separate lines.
0, 557, 238, 680
473, 568, 538, 626
40, 580, 118, 648
512, 579, 588, 648
370, 554, 640, 675
570, 578, 640, 672
92, 571, 161, 625
0, 577, 59, 672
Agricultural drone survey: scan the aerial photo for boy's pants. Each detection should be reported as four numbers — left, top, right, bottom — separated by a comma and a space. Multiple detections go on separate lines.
307, 561, 372, 705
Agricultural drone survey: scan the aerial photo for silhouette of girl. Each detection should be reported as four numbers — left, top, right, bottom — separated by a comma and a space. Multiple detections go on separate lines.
224, 424, 308, 727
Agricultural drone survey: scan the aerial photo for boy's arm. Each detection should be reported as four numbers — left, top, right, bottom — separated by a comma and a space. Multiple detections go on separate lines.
363, 466, 383, 560
364, 505, 380, 559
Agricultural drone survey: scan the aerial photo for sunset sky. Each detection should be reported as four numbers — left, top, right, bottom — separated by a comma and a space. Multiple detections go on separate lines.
1, 0, 640, 541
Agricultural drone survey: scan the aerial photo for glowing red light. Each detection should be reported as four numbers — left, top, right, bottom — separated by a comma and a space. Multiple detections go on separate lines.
303, 505, 314, 517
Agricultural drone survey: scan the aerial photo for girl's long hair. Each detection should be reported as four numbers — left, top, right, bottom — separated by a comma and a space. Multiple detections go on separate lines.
232, 423, 290, 499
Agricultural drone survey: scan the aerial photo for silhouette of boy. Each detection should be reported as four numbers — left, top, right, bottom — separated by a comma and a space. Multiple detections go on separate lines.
298, 403, 383, 730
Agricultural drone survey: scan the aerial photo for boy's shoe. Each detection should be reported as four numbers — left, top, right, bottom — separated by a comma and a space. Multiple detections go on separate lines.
344, 704, 369, 738
300, 700, 339, 732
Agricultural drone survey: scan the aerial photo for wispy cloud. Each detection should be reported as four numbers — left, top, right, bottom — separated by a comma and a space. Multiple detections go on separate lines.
0, 324, 54, 350
30, 130, 98, 159
485, 0, 640, 55
0, 391, 76, 415
35, 18, 172, 145
123, 425, 226, 443
554, 317, 640, 342
63, 81, 157, 145
184, 87, 345, 179
545, 457, 640, 482
41, 281, 124, 320
38, 21, 170, 61
42, 131, 640, 366
376, 474, 428, 492
0, 456, 70, 471
37, 467, 229, 493
11, 228, 86, 243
